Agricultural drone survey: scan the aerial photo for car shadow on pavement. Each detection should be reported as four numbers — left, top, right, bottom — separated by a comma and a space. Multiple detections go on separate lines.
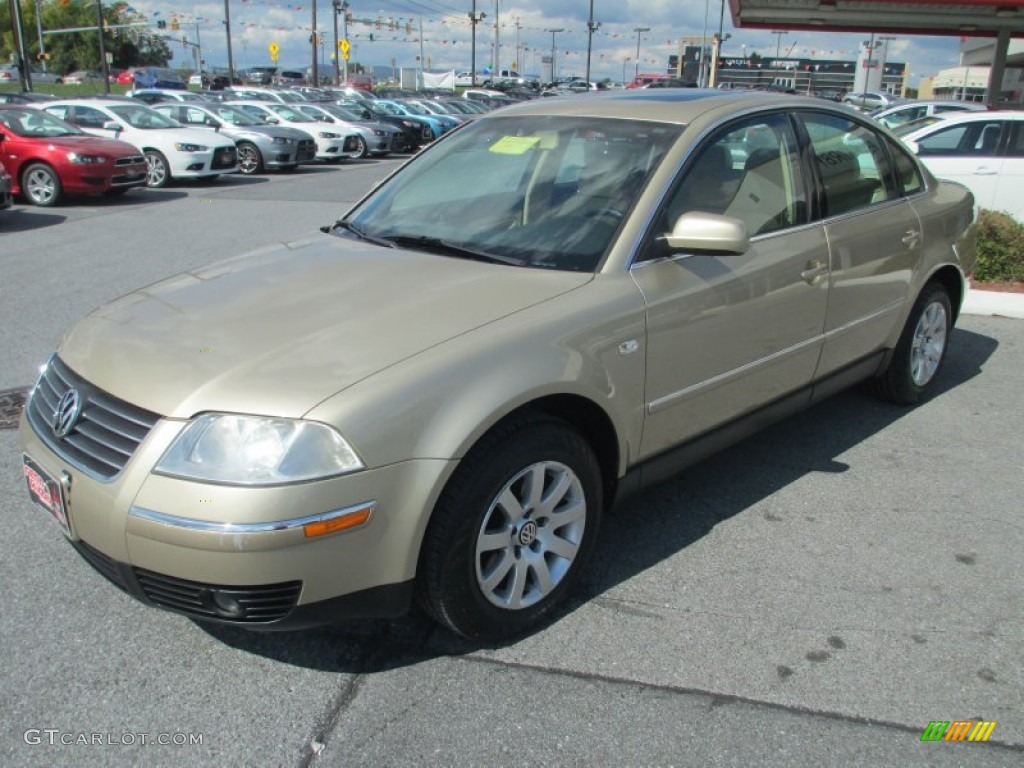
0, 208, 66, 231
195, 327, 999, 672
93, 190, 189, 206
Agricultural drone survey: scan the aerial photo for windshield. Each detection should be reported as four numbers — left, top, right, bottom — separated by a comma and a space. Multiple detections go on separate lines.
344, 116, 681, 272
0, 108, 84, 137
369, 102, 403, 116
208, 104, 263, 126
109, 104, 181, 129
267, 104, 314, 122
398, 101, 430, 116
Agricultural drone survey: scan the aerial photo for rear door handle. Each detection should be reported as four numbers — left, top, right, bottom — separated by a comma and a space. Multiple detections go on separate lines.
801, 259, 828, 284
974, 167, 998, 175
902, 229, 921, 249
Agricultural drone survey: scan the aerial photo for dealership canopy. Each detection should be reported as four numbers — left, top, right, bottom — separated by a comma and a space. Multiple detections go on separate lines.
729, 0, 1024, 103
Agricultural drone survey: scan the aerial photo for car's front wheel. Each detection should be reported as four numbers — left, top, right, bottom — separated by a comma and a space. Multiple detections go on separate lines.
237, 142, 263, 175
22, 163, 62, 207
144, 149, 170, 188
353, 135, 369, 159
872, 282, 953, 404
418, 415, 602, 640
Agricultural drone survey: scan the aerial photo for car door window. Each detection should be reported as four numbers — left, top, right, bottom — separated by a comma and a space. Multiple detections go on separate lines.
184, 107, 209, 126
70, 106, 110, 130
643, 113, 806, 260
916, 121, 1005, 156
802, 112, 897, 217
1005, 122, 1024, 157
887, 138, 924, 195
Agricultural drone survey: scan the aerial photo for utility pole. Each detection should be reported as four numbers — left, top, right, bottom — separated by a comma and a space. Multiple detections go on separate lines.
9, 0, 32, 90
95, 0, 110, 94
224, 0, 235, 83
195, 21, 204, 73
514, 17, 521, 71
469, 2, 486, 86
311, 0, 318, 85
342, 1, 350, 83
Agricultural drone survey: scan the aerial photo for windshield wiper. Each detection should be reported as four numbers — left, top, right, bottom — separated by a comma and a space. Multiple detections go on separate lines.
323, 219, 396, 248
384, 235, 521, 266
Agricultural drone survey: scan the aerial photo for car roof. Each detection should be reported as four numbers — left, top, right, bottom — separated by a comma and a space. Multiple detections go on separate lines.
476, 89, 839, 125
900, 108, 1024, 139
875, 100, 987, 115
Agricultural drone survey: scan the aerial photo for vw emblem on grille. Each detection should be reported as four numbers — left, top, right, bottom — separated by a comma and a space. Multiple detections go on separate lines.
52, 389, 83, 439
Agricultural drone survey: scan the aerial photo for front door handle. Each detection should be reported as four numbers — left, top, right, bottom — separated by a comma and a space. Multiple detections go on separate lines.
801, 259, 828, 284
902, 229, 921, 249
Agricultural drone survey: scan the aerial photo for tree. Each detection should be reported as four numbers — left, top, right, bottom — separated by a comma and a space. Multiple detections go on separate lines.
1, 0, 171, 74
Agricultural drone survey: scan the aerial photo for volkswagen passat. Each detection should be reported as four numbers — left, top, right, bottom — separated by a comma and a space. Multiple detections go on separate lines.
43, 99, 238, 187
20, 91, 976, 640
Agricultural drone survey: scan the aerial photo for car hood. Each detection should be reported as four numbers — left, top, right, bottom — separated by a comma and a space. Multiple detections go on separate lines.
58, 236, 592, 419
37, 135, 142, 156
223, 124, 312, 142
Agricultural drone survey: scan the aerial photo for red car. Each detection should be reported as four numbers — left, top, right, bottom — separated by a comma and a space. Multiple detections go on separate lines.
117, 69, 136, 85
0, 106, 148, 206
0, 158, 12, 210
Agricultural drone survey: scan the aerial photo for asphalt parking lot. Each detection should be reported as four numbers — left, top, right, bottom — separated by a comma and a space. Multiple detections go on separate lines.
1, 161, 1022, 767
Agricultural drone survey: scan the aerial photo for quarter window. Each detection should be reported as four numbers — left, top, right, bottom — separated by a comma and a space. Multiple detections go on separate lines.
916, 121, 1005, 156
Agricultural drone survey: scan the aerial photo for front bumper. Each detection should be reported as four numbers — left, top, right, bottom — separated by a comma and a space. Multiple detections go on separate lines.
19, 374, 455, 628
170, 145, 238, 177
264, 138, 317, 169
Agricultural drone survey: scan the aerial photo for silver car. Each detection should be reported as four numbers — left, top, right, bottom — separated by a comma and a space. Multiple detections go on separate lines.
294, 103, 402, 157
19, 91, 976, 640
152, 102, 317, 174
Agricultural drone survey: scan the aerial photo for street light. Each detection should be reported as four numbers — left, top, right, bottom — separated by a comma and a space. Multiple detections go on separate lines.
585, 0, 601, 86
224, 0, 235, 84
469, 2, 487, 86
772, 29, 787, 87
633, 26, 650, 81
547, 27, 564, 82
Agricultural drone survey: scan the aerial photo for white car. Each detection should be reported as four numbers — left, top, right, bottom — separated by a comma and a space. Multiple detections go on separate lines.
871, 100, 987, 130
226, 100, 361, 162
901, 110, 1024, 222
43, 99, 238, 187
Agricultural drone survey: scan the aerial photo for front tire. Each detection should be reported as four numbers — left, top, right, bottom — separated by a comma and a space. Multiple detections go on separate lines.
22, 163, 62, 207
237, 142, 263, 175
872, 282, 952, 404
353, 135, 370, 159
418, 416, 602, 640
144, 149, 170, 188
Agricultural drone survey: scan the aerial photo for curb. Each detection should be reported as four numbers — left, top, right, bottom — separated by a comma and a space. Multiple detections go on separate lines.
961, 285, 1024, 319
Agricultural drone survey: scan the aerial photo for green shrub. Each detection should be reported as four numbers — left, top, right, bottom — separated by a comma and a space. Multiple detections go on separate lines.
974, 210, 1024, 283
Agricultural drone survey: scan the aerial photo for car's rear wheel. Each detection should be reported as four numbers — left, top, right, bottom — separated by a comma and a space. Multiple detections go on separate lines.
418, 415, 602, 640
872, 282, 952, 404
144, 149, 170, 188
22, 163, 61, 207
237, 142, 263, 175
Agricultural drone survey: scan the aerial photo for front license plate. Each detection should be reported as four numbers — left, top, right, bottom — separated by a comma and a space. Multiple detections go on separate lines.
23, 455, 71, 537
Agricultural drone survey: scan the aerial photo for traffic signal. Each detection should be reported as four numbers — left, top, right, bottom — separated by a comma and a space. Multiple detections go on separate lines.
157, 20, 167, 29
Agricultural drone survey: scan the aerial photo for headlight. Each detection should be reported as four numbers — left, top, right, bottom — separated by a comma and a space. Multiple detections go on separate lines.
66, 152, 105, 164
318, 131, 341, 139
401, 120, 416, 129
155, 414, 364, 485
174, 142, 208, 152
272, 136, 295, 145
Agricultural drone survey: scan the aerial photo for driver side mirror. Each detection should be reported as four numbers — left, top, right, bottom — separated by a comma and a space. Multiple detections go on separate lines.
102, 120, 122, 136
663, 212, 749, 256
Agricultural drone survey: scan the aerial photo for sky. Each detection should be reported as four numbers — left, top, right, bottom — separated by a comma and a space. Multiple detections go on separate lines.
126, 0, 963, 84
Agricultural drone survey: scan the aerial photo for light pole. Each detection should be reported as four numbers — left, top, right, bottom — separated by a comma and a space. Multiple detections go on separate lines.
95, 0, 110, 94
547, 27, 564, 83
585, 0, 600, 86
333, 0, 348, 86
469, 2, 487, 86
224, 0, 235, 84
633, 26, 649, 81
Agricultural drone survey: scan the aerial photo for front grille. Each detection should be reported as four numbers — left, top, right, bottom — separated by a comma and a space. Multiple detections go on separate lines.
134, 569, 302, 623
391, 135, 406, 152
111, 168, 147, 186
26, 356, 160, 480
296, 140, 316, 162
211, 147, 237, 170
114, 155, 145, 166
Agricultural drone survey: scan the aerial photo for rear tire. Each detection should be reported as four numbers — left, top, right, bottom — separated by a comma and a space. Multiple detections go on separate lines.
872, 282, 952, 404
418, 415, 602, 640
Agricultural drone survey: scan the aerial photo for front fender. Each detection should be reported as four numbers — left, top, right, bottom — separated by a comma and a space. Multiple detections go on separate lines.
304, 273, 648, 478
